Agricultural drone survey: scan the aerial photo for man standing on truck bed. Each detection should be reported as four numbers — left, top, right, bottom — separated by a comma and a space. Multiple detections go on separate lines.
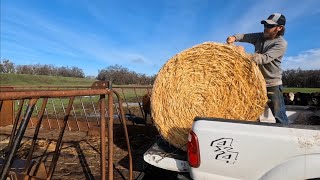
226, 13, 289, 124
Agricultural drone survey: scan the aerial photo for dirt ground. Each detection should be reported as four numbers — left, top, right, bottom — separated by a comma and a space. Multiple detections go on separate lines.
0, 122, 161, 180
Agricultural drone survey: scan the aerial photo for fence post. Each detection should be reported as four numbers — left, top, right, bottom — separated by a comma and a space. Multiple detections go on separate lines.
0, 100, 14, 127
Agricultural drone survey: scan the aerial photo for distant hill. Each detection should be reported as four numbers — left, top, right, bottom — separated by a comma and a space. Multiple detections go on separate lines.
0, 73, 95, 86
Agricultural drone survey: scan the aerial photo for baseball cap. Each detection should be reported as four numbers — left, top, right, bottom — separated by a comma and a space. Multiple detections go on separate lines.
261, 13, 286, 26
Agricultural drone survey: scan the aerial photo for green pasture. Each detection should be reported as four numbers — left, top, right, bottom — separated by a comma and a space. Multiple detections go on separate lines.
1, 73, 318, 96
2, 73, 318, 121
283, 88, 320, 93
0, 73, 95, 86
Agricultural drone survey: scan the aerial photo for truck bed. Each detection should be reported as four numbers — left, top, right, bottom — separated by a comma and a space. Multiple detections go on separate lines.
190, 117, 320, 179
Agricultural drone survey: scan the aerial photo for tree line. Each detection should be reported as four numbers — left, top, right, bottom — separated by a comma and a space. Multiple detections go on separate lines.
97, 64, 156, 85
0, 59, 156, 85
1, 59, 319, 87
282, 69, 320, 88
0, 59, 85, 78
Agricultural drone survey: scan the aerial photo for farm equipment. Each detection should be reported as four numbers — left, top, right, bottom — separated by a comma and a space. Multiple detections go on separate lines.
0, 81, 153, 180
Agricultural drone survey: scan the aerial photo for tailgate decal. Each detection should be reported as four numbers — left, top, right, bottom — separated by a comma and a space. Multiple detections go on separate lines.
210, 138, 239, 164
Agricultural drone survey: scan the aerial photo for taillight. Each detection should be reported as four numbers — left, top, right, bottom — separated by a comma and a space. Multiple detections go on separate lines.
187, 130, 200, 168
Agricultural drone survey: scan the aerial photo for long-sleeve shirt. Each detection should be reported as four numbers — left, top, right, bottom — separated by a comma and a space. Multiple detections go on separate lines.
233, 33, 287, 87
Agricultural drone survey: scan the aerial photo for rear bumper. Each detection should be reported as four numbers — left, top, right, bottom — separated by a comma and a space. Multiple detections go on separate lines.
143, 138, 190, 172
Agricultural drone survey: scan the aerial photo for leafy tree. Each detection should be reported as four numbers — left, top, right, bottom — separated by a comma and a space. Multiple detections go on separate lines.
282, 69, 320, 88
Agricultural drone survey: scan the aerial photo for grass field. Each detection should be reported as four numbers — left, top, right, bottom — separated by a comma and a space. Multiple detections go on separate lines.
283, 88, 320, 93
0, 73, 95, 86
1, 73, 319, 93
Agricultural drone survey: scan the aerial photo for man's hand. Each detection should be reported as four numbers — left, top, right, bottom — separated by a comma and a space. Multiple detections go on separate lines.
248, 53, 258, 64
235, 46, 245, 53
226, 36, 236, 44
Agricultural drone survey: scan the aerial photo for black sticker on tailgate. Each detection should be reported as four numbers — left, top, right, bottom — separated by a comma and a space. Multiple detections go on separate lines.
210, 138, 239, 164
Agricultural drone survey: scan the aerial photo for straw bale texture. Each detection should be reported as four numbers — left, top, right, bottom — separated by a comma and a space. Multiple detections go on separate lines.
151, 42, 267, 150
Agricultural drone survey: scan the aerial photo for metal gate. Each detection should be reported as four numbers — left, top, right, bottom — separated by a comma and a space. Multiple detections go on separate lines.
0, 81, 150, 180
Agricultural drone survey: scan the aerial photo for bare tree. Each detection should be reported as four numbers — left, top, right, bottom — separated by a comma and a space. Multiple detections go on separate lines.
0, 62, 4, 73
97, 64, 155, 85
15, 63, 85, 78
16, 65, 34, 74
1, 59, 15, 73
70, 66, 85, 78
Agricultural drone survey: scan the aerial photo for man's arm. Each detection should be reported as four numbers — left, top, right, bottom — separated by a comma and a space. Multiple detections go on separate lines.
233, 33, 263, 45
251, 42, 287, 64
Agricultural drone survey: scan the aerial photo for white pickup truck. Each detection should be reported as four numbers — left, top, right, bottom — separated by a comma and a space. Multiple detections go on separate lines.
143, 105, 320, 180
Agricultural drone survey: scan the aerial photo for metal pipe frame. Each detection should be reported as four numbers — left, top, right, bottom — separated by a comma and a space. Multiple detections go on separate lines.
0, 98, 38, 179
0, 85, 132, 180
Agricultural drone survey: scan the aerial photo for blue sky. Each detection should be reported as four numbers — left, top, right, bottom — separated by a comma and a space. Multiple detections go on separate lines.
1, 0, 320, 77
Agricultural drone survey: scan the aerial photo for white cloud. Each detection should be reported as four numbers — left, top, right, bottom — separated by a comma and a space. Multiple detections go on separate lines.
283, 49, 320, 70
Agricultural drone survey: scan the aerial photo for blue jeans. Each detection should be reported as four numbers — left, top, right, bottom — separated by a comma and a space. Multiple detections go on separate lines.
267, 85, 289, 124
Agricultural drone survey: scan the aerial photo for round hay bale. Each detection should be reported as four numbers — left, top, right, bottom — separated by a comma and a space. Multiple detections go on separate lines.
151, 42, 267, 150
